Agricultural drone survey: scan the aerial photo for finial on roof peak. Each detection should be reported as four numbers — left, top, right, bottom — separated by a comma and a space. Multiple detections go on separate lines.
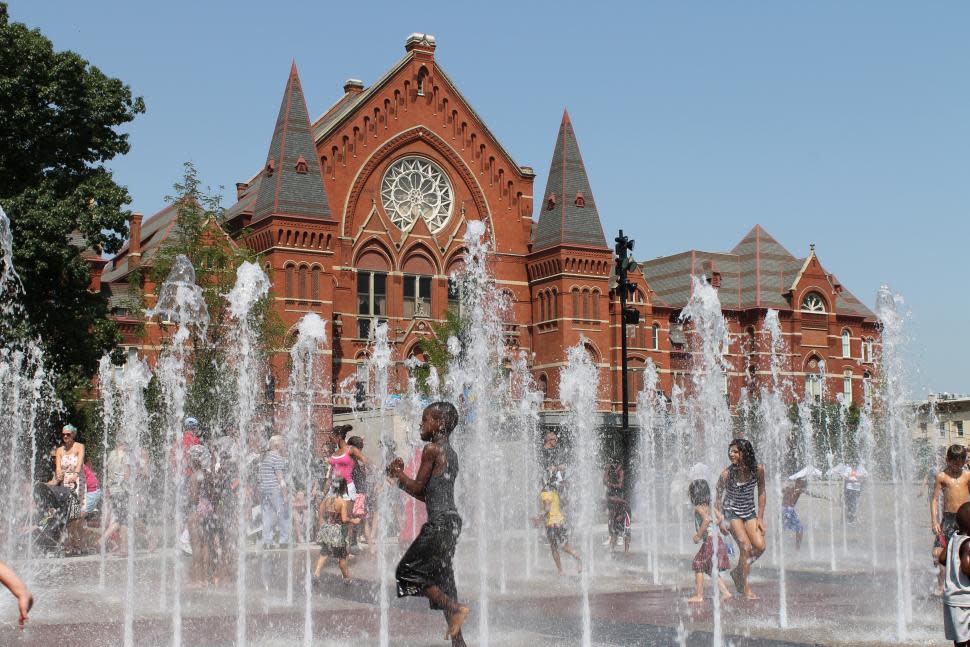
810, 242, 816, 254
405, 33, 436, 53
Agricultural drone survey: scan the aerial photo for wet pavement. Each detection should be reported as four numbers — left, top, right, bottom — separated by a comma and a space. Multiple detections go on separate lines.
0, 535, 949, 646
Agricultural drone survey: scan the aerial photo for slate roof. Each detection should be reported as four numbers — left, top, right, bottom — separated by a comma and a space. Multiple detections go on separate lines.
532, 111, 608, 251
100, 204, 180, 283
252, 63, 332, 223
640, 225, 875, 319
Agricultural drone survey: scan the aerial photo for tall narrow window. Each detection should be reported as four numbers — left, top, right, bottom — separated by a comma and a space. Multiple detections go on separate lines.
582, 289, 590, 320
311, 267, 321, 301
863, 371, 872, 410
572, 288, 580, 318
298, 265, 308, 301
550, 290, 558, 319
591, 290, 600, 320
652, 323, 660, 350
806, 373, 822, 404
841, 330, 851, 358
357, 271, 387, 338
285, 264, 295, 298
538, 292, 546, 322
448, 276, 462, 315
843, 370, 852, 402
404, 275, 433, 318
865, 338, 874, 363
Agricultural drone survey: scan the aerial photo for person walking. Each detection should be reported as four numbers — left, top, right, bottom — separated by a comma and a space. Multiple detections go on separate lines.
259, 435, 290, 548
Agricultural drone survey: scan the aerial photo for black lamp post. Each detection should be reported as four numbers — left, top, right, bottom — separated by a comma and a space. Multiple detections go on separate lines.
614, 230, 639, 488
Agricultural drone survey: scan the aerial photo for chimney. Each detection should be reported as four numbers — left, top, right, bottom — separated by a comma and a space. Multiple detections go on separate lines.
343, 78, 364, 95
236, 182, 249, 200
128, 212, 143, 270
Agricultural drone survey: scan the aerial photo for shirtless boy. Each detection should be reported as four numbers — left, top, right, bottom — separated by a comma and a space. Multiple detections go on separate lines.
932, 444, 970, 595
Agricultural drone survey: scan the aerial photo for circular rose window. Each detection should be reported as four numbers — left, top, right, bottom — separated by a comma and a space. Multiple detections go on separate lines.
380, 157, 453, 233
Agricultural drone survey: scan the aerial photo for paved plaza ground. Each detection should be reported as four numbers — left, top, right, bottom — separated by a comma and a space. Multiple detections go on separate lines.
1, 517, 947, 646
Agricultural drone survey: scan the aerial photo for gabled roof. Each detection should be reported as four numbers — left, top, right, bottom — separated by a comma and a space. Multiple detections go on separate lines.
639, 225, 875, 319
101, 204, 180, 283
532, 111, 608, 251
252, 62, 332, 223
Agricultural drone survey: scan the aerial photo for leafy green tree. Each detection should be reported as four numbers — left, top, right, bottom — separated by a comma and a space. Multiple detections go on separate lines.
413, 309, 468, 394
0, 3, 145, 414
147, 162, 284, 435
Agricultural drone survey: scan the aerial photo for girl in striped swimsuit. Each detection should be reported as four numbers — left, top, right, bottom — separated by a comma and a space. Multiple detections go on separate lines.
716, 437, 766, 600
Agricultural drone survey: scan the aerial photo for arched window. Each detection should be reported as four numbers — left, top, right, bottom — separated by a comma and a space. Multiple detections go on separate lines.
538, 292, 546, 322
311, 267, 321, 301
582, 288, 591, 320
551, 290, 558, 319
285, 264, 295, 298
298, 265, 308, 301
538, 373, 549, 402
591, 289, 600, 320
357, 249, 390, 338
401, 253, 435, 319
801, 292, 827, 313
572, 288, 580, 318
841, 329, 851, 358
652, 323, 660, 350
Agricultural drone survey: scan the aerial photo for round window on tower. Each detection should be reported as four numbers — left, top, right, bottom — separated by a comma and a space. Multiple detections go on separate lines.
380, 157, 454, 233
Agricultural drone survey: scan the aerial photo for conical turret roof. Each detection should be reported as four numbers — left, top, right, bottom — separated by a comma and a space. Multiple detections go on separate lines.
533, 110, 607, 251
253, 62, 332, 223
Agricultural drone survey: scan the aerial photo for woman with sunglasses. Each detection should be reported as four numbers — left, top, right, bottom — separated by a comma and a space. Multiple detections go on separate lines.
54, 424, 86, 556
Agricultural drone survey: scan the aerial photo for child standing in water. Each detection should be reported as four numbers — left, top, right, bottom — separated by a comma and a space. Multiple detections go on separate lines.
932, 444, 970, 596
939, 501, 970, 646
537, 477, 583, 574
387, 402, 469, 647
716, 438, 766, 600
687, 479, 732, 603
781, 478, 809, 551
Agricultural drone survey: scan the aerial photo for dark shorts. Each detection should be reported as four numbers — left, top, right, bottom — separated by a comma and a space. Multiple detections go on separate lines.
692, 535, 731, 574
724, 508, 756, 522
321, 545, 348, 559
396, 513, 462, 610
937, 512, 959, 549
546, 525, 569, 547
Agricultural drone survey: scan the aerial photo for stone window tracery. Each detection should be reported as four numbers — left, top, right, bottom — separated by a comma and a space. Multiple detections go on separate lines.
380, 157, 453, 233
801, 292, 827, 313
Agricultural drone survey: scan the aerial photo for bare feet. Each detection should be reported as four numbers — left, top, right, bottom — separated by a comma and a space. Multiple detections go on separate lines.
445, 606, 470, 640
744, 591, 759, 601
730, 566, 744, 594
721, 591, 733, 602
686, 594, 704, 603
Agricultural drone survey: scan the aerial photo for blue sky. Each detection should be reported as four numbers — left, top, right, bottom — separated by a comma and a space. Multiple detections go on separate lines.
8, 1, 969, 393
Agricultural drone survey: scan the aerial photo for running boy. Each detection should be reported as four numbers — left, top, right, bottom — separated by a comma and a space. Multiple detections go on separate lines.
782, 478, 810, 551
932, 444, 970, 595
537, 477, 583, 574
938, 501, 970, 646
687, 479, 732, 603
387, 402, 469, 647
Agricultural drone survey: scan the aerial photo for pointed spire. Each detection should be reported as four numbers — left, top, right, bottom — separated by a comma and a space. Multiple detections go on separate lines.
253, 62, 332, 223
533, 110, 607, 251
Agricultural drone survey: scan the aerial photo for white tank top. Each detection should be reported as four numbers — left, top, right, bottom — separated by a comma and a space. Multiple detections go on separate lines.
945, 534, 970, 607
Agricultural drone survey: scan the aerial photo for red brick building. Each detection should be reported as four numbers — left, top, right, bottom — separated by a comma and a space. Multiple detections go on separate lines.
100, 34, 879, 415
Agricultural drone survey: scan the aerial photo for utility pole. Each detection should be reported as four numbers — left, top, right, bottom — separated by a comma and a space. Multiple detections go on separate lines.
614, 230, 639, 489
